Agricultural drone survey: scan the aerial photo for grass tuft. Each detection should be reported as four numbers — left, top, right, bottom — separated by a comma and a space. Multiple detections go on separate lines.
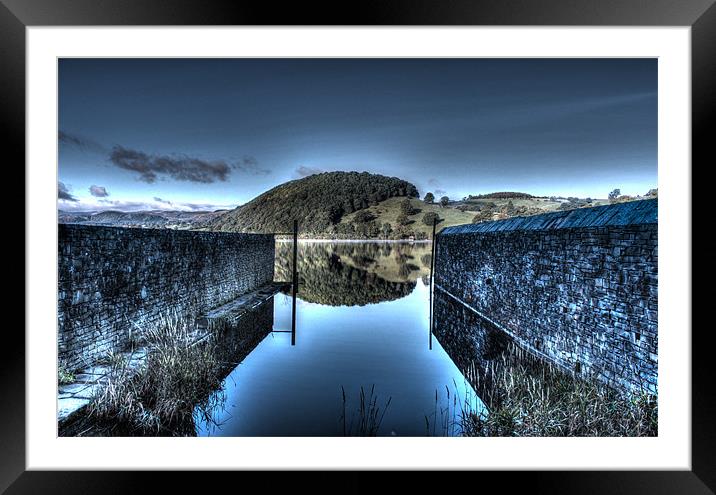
58, 360, 75, 385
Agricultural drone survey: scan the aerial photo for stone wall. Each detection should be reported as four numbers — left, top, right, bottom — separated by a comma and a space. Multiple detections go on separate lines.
434, 199, 657, 394
58, 225, 275, 370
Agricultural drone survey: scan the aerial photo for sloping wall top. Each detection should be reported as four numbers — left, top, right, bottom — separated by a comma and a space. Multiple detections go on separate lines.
440, 198, 657, 235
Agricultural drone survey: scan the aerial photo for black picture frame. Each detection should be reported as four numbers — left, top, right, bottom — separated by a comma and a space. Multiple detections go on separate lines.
3, 0, 711, 492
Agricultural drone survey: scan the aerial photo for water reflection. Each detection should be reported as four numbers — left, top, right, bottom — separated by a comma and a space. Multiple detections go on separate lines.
431, 288, 513, 409
274, 241, 432, 306
194, 241, 483, 436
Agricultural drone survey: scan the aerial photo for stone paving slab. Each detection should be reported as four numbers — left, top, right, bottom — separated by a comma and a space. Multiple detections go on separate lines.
58, 397, 92, 422
57, 348, 147, 426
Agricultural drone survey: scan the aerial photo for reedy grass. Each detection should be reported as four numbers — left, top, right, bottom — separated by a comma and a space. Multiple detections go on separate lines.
340, 385, 392, 436
88, 310, 227, 435
457, 343, 657, 437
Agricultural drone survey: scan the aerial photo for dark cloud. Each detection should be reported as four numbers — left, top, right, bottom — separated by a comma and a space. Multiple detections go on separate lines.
59, 131, 107, 154
109, 146, 232, 184
232, 155, 271, 176
153, 196, 172, 205
109, 146, 268, 183
295, 165, 324, 178
58, 181, 78, 202
89, 185, 109, 197
434, 189, 447, 196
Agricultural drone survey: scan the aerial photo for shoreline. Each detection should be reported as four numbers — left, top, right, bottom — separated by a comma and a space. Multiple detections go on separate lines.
274, 238, 432, 244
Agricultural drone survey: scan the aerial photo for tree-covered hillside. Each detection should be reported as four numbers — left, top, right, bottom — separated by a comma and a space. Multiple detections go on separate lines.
209, 171, 418, 235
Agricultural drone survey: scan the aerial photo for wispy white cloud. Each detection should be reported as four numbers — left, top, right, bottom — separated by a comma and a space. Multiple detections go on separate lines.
294, 165, 325, 178
58, 196, 237, 213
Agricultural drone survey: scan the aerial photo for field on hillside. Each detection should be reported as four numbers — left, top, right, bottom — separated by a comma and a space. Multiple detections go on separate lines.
339, 196, 607, 238
341, 197, 475, 238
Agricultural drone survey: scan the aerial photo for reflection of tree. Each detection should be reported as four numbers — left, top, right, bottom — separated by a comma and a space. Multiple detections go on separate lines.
275, 243, 417, 306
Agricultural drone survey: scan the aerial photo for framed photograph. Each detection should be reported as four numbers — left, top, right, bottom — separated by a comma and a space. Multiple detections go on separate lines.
5, 0, 711, 492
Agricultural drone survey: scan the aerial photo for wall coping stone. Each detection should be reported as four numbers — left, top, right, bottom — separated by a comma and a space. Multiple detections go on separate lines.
440, 198, 657, 235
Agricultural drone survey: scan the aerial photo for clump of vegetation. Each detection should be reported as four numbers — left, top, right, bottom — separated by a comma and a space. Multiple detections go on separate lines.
381, 222, 393, 238
88, 311, 225, 435
439, 196, 450, 207
396, 212, 411, 226
472, 204, 495, 223
422, 211, 441, 226
423, 192, 435, 204
458, 344, 657, 437
58, 360, 75, 385
399, 197, 418, 216
340, 385, 392, 436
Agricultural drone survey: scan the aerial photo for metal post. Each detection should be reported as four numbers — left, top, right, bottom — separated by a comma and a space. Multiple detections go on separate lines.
428, 218, 437, 350
291, 220, 298, 346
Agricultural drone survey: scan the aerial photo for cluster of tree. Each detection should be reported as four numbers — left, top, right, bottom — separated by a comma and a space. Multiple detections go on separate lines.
466, 192, 534, 200
558, 197, 594, 210
471, 200, 542, 224
394, 198, 419, 228
210, 171, 419, 234
471, 204, 496, 223
400, 198, 418, 215
423, 192, 449, 206
457, 201, 497, 212
608, 187, 657, 204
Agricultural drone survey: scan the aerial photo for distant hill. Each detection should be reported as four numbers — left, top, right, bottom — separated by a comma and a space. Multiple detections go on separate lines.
58, 209, 228, 229
467, 192, 535, 200
209, 171, 418, 235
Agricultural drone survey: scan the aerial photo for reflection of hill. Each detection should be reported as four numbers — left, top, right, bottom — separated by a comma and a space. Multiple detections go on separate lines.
299, 241, 432, 283
275, 242, 417, 306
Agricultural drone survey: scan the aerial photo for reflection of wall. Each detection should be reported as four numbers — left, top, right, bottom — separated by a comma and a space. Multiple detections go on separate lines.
432, 290, 511, 408
58, 225, 275, 370
435, 199, 658, 395
213, 297, 275, 375
275, 242, 416, 306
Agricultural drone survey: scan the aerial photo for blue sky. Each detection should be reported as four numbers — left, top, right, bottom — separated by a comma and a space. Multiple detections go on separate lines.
58, 58, 657, 211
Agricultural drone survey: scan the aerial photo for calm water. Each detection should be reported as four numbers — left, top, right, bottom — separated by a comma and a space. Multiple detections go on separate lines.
195, 241, 484, 436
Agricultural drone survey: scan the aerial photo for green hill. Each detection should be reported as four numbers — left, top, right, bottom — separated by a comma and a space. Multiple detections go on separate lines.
209, 171, 418, 235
